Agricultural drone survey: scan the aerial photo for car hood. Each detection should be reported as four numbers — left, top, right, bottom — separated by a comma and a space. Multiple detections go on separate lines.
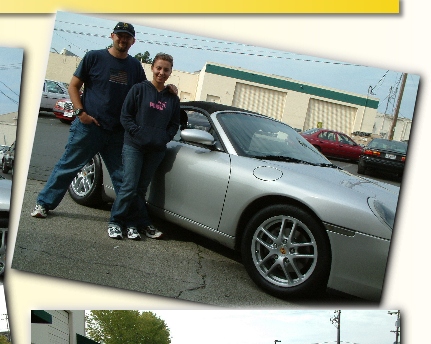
0, 179, 12, 211
257, 159, 399, 238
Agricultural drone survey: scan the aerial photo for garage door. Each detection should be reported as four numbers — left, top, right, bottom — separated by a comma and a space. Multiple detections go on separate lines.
232, 82, 286, 121
304, 98, 358, 134
47, 310, 70, 343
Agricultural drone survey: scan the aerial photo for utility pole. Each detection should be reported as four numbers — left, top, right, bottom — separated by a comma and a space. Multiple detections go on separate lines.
389, 310, 401, 344
330, 310, 341, 344
388, 73, 407, 140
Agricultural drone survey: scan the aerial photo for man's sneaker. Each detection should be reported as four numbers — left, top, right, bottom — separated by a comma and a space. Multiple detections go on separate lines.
144, 225, 164, 239
127, 227, 141, 240
31, 204, 48, 218
108, 224, 123, 239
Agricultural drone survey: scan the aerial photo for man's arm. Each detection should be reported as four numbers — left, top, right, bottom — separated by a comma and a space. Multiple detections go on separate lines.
68, 76, 99, 126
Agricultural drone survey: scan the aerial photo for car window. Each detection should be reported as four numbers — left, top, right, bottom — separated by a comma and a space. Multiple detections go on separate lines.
218, 112, 329, 164
339, 133, 356, 145
319, 131, 336, 141
46, 80, 67, 94
173, 110, 213, 142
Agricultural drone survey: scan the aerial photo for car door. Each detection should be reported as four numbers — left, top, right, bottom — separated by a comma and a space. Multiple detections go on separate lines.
317, 130, 339, 157
337, 133, 361, 160
40, 80, 69, 109
148, 140, 231, 232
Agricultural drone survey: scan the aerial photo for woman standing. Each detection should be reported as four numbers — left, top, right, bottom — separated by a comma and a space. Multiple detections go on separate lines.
108, 53, 180, 240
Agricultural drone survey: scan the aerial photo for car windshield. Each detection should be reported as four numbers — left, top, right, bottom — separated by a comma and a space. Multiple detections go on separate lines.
368, 139, 408, 153
217, 112, 331, 165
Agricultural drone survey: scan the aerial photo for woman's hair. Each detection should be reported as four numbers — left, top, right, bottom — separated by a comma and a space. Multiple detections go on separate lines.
152, 53, 174, 67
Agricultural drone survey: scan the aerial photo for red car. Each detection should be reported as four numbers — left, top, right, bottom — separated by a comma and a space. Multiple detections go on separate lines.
301, 128, 364, 161
53, 98, 75, 124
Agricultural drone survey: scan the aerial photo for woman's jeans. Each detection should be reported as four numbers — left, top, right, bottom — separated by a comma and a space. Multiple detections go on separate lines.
37, 119, 124, 210
109, 144, 165, 229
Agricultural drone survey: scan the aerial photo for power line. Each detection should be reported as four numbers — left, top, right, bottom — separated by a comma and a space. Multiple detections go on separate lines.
0, 81, 20, 97
53, 23, 368, 69
0, 63, 22, 71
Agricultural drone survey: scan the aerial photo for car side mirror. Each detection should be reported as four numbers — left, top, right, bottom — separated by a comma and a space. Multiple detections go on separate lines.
180, 129, 215, 146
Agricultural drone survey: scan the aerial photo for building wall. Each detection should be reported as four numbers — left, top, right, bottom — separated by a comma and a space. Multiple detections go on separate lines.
0, 112, 18, 146
373, 113, 411, 141
31, 310, 85, 344
45, 53, 82, 84
44, 52, 411, 141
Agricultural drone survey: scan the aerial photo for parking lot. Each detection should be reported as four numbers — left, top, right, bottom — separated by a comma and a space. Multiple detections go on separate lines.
10, 114, 400, 306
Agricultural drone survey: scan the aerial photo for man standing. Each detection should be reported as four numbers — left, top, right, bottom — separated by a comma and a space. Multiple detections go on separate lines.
31, 22, 145, 219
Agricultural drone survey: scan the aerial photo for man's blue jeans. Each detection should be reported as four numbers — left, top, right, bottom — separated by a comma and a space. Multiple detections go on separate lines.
37, 119, 124, 210
109, 144, 165, 229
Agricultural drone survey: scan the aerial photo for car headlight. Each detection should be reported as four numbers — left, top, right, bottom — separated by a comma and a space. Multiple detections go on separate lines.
368, 197, 395, 230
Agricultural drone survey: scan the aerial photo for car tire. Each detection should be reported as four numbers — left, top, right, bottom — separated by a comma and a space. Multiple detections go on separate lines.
241, 204, 331, 298
357, 160, 366, 175
68, 154, 104, 206
1, 160, 9, 174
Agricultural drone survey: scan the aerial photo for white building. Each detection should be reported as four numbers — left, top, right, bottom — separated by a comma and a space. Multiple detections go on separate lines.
46, 51, 412, 141
31, 310, 97, 344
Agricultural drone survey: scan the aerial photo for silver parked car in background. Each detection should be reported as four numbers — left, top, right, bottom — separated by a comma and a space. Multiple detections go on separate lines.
40, 79, 69, 111
69, 101, 400, 301
0, 175, 11, 276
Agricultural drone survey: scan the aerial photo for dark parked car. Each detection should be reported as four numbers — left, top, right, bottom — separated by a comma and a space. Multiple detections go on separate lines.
357, 138, 408, 179
53, 98, 75, 123
301, 128, 364, 161
68, 101, 399, 301
1, 141, 15, 174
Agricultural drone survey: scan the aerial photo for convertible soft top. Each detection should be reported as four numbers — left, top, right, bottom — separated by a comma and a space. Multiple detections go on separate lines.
180, 101, 254, 115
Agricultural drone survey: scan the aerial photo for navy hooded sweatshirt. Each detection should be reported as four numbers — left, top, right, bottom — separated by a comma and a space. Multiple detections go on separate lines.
121, 80, 180, 152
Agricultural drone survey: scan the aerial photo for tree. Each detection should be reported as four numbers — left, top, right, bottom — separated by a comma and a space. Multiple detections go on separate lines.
134, 51, 152, 64
86, 310, 171, 344
0, 334, 10, 344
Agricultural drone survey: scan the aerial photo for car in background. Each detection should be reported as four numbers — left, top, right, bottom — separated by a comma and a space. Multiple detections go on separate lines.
68, 101, 399, 301
301, 128, 364, 161
53, 98, 75, 123
357, 138, 408, 179
0, 145, 9, 162
40, 79, 69, 111
0, 175, 11, 276
1, 142, 15, 174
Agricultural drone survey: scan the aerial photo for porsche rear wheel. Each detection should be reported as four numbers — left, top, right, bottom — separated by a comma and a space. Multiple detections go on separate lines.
241, 204, 331, 298
68, 154, 104, 206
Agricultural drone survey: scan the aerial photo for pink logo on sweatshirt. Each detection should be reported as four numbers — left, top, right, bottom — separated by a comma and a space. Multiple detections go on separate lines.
150, 101, 167, 110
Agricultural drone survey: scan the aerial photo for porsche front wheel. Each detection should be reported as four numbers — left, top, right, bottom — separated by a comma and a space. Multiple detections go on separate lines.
241, 204, 331, 298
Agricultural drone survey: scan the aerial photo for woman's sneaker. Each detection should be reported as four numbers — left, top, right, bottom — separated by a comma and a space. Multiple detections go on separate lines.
108, 224, 123, 239
144, 225, 164, 239
31, 204, 48, 218
127, 227, 141, 240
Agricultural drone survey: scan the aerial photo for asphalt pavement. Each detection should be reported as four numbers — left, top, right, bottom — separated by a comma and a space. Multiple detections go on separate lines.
10, 114, 370, 307
12, 178, 366, 307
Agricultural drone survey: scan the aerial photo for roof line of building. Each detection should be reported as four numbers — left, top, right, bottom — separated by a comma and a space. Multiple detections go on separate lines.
205, 63, 379, 109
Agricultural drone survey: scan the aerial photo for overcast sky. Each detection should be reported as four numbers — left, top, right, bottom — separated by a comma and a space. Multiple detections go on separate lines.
152, 309, 399, 344
0, 47, 23, 116
49, 11, 419, 120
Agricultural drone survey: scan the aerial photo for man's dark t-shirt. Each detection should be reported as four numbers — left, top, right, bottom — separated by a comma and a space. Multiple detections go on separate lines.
74, 49, 146, 131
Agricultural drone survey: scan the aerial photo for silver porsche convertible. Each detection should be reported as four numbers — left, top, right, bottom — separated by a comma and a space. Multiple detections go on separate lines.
69, 101, 399, 301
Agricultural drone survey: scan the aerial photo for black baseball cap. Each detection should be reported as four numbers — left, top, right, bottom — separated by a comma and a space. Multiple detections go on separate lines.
113, 22, 135, 37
